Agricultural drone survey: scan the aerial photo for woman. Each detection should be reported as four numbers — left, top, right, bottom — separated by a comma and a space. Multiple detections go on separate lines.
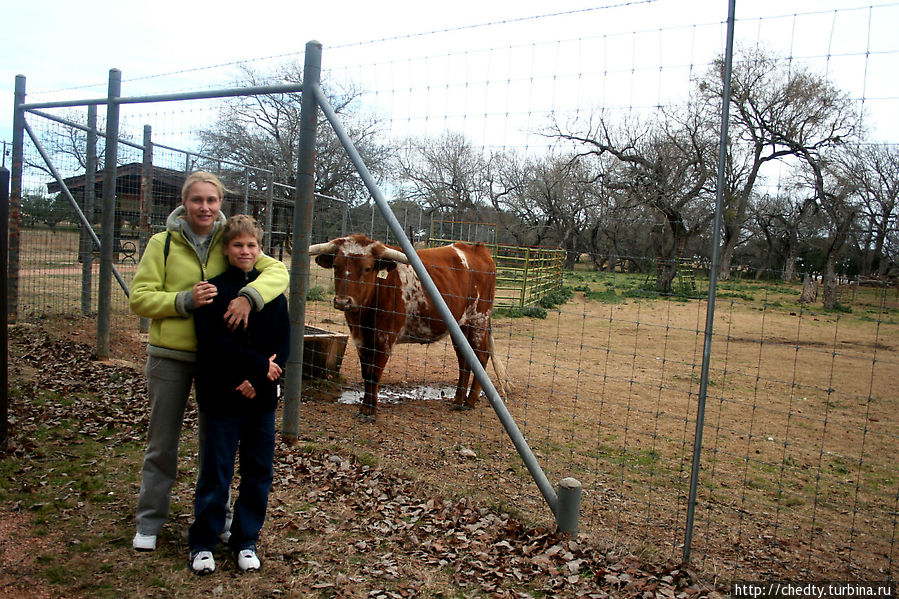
129, 172, 288, 552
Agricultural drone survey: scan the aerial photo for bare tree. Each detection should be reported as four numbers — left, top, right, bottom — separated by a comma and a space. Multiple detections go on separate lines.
393, 131, 492, 219
697, 47, 858, 280
549, 109, 715, 292
796, 153, 862, 308
848, 143, 899, 277
485, 147, 617, 265
583, 195, 655, 273
25, 109, 110, 177
751, 190, 817, 281
521, 154, 602, 267
198, 61, 391, 204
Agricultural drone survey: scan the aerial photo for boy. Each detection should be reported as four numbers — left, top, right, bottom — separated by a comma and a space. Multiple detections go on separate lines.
188, 215, 290, 574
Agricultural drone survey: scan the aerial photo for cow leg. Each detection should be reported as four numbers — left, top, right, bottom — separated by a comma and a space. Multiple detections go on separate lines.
356, 346, 378, 421
449, 329, 490, 410
358, 343, 392, 421
450, 348, 472, 410
463, 330, 491, 408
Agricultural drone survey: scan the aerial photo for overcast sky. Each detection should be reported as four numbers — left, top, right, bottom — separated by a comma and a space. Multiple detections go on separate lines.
3, 0, 897, 158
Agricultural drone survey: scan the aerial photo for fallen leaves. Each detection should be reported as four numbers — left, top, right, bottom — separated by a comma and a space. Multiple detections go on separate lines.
269, 437, 725, 598
6, 324, 728, 598
8, 325, 152, 453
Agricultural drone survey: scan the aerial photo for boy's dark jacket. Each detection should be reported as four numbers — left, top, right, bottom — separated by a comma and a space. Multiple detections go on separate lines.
194, 266, 290, 414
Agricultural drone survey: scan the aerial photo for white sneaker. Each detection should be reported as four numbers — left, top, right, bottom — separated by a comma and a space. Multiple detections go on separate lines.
236, 547, 260, 572
190, 550, 216, 575
132, 532, 157, 551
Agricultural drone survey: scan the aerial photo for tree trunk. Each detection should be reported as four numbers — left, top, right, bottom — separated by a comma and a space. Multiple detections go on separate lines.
717, 221, 740, 281
655, 213, 688, 293
783, 244, 798, 282
656, 258, 677, 294
799, 275, 818, 304
717, 241, 736, 281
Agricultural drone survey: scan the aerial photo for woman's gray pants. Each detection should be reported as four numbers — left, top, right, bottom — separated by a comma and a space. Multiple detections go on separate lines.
135, 355, 231, 536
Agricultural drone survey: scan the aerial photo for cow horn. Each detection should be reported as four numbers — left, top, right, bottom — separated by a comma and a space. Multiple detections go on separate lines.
380, 247, 410, 264
308, 241, 338, 256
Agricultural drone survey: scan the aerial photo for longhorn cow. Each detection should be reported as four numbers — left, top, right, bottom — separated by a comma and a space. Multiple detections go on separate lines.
309, 234, 511, 419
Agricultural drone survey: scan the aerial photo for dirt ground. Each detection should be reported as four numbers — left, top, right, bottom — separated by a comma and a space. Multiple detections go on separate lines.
4, 320, 732, 599
301, 284, 897, 580
4, 227, 897, 590
11, 273, 894, 585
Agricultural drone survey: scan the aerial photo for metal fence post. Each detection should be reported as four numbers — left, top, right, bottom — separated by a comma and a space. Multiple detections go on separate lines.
243, 167, 250, 215
265, 166, 274, 253
8, 76, 26, 324
556, 477, 582, 535
138, 124, 153, 332
282, 40, 322, 441
81, 105, 97, 316
97, 69, 121, 360
520, 247, 530, 308
1, 166, 9, 449
683, 0, 735, 563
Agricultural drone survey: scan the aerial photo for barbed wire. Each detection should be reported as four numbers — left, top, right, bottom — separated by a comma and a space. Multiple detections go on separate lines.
33, 1, 665, 95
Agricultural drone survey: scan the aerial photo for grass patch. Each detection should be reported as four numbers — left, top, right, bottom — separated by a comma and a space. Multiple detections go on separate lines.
718, 291, 755, 302
828, 302, 853, 314
623, 288, 662, 300
584, 288, 621, 303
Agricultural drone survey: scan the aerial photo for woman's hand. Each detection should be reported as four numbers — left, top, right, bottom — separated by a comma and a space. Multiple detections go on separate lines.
224, 295, 252, 331
192, 281, 217, 307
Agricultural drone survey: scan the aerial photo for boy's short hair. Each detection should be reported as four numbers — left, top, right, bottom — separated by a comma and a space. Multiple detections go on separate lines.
181, 171, 225, 202
222, 214, 264, 246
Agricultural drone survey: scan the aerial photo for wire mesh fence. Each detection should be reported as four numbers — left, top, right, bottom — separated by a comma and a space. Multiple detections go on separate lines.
8, 0, 899, 582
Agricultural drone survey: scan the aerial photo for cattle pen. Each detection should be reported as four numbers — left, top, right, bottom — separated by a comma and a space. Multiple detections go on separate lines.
428, 219, 565, 309
5, 0, 899, 591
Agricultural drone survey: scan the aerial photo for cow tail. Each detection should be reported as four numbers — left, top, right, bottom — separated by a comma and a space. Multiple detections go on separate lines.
488, 331, 514, 396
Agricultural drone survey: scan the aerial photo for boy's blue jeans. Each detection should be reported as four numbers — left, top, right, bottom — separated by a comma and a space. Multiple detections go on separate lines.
188, 408, 276, 552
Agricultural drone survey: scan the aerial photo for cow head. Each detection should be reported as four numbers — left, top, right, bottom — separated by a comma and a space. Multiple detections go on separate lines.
309, 235, 409, 312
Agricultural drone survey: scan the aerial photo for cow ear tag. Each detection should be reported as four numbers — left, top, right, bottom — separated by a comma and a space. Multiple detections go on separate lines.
377, 269, 389, 279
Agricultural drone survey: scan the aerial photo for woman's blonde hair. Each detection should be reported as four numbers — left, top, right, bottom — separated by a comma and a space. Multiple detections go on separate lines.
222, 214, 264, 246
181, 171, 224, 202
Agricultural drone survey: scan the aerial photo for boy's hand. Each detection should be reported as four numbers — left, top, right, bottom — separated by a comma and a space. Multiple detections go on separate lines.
224, 296, 251, 331
266, 354, 283, 381
192, 281, 217, 306
236, 380, 256, 398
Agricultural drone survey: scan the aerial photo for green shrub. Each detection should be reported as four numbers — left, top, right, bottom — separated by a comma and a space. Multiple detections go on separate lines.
537, 286, 573, 309
306, 286, 328, 302
495, 305, 548, 319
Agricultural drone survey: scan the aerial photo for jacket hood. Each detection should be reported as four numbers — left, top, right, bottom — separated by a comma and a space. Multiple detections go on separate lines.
166, 205, 227, 235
